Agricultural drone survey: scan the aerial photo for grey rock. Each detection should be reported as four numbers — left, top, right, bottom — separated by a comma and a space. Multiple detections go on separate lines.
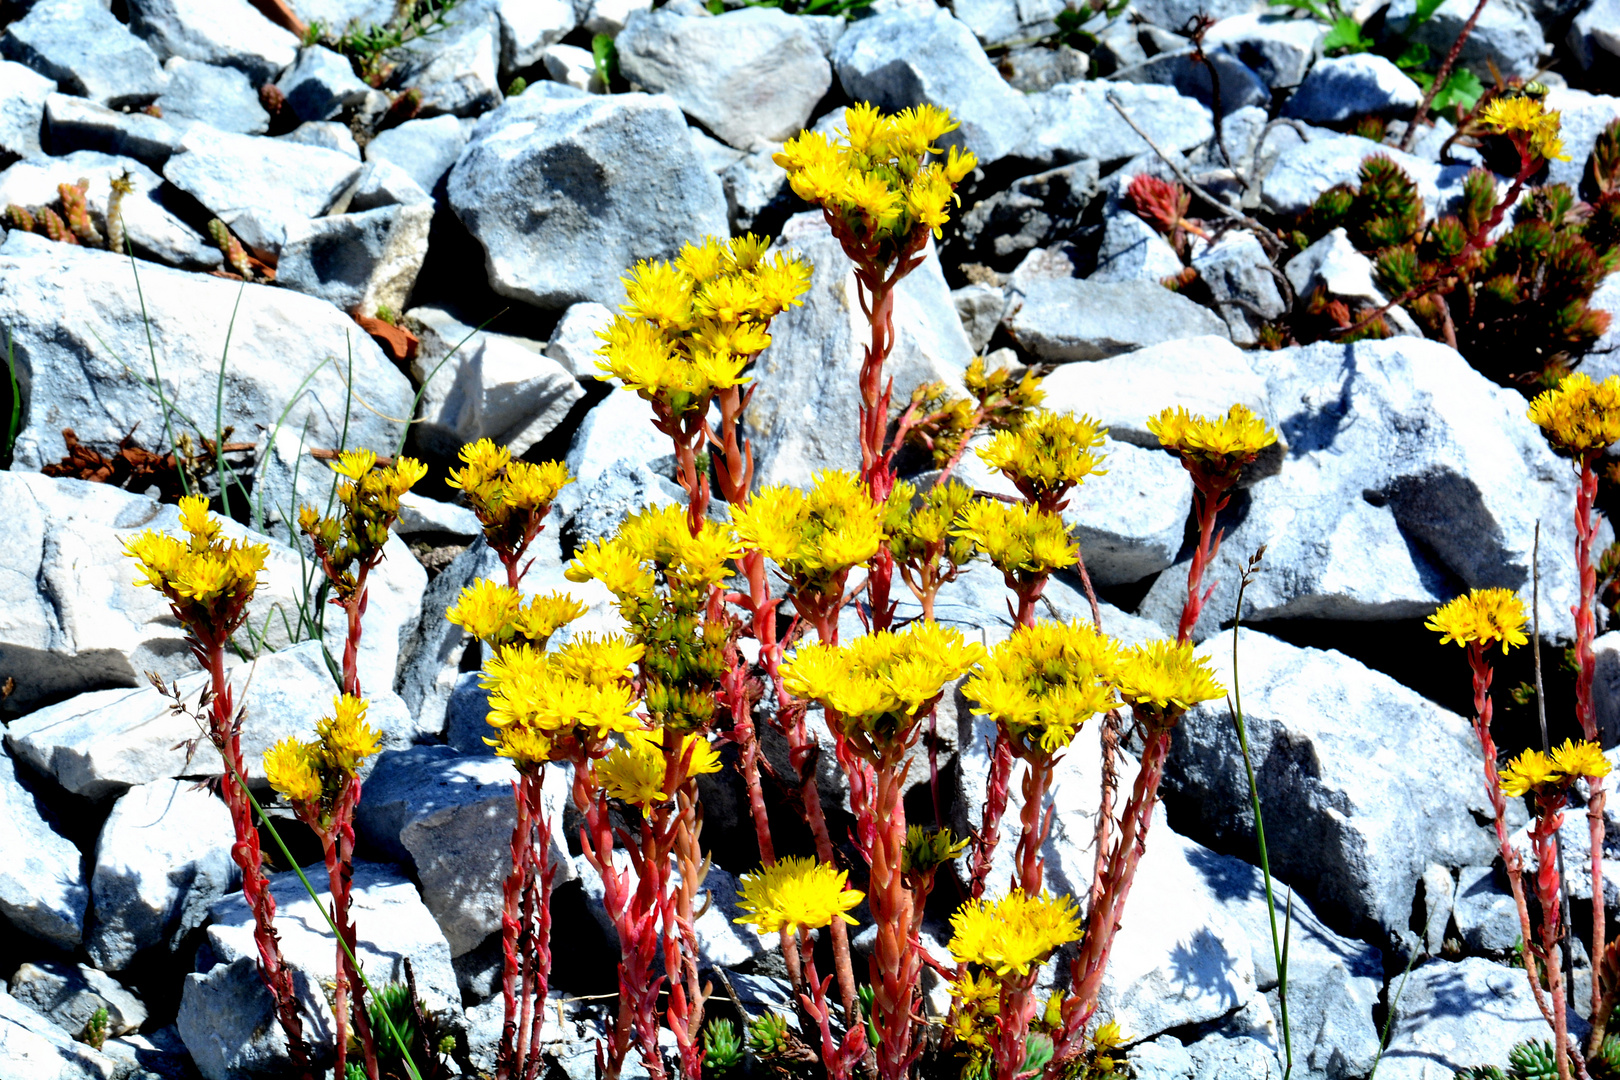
0, 59, 55, 165
178, 862, 459, 1080
545, 301, 614, 377
1139, 337, 1593, 641
1543, 88, 1620, 192
559, 458, 685, 551
0, 151, 221, 268
1420, 863, 1455, 956
1283, 53, 1423, 123
1112, 47, 1269, 114
390, 0, 502, 117
1183, 1024, 1282, 1080
86, 779, 237, 971
8, 641, 426, 799
1134, 0, 1264, 29
584, 0, 654, 36
363, 114, 468, 196
951, 283, 1005, 353
496, 0, 576, 75
1203, 12, 1323, 88
99, 1025, 196, 1080
443, 671, 495, 755
291, 0, 396, 29
1569, 0, 1620, 70
1284, 227, 1420, 335
1093, 16, 1148, 72
563, 385, 672, 489
1, 0, 167, 108
1452, 865, 1520, 954
276, 118, 360, 158
1385, 0, 1544, 79
1192, 231, 1286, 345
540, 42, 601, 92
43, 92, 182, 169
449, 88, 728, 309
1037, 333, 1270, 450
719, 141, 790, 234
0, 745, 87, 950
744, 211, 974, 487
1017, 79, 1213, 168
347, 158, 433, 211
1131, 1036, 1196, 1079
1259, 130, 1459, 218
414, 331, 584, 457
275, 44, 383, 125
163, 125, 362, 254
277, 202, 434, 316
1164, 629, 1514, 943
126, 0, 299, 85
1090, 203, 1184, 283
0, 241, 407, 472
617, 7, 830, 150
396, 492, 482, 542
10, 963, 147, 1039
356, 746, 576, 955
0, 992, 116, 1080
994, 43, 1089, 91
832, 6, 1034, 165
1376, 958, 1550, 1079
957, 158, 1100, 267
1594, 630, 1620, 745
950, 0, 1063, 47
154, 58, 269, 135
1007, 278, 1230, 361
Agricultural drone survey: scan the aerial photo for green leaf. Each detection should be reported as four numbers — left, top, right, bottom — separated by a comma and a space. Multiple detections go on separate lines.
1431, 67, 1484, 112
591, 32, 618, 86
1394, 39, 1430, 69
1322, 14, 1372, 53
1411, 0, 1445, 26
1268, 0, 1330, 19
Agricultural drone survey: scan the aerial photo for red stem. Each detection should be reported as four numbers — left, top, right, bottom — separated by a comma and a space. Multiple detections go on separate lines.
1178, 486, 1229, 644
970, 735, 1015, 901
867, 758, 923, 1080
1575, 459, 1608, 1026
1533, 797, 1576, 1080
993, 968, 1041, 1080
1014, 756, 1055, 898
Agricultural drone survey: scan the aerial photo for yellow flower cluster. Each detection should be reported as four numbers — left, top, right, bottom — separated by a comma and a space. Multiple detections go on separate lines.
298, 450, 428, 594
963, 621, 1121, 756
780, 621, 985, 752
886, 480, 980, 570
596, 727, 723, 808
566, 505, 741, 613
1500, 738, 1612, 797
1424, 588, 1529, 652
774, 102, 976, 253
976, 411, 1108, 503
732, 856, 865, 934
1478, 94, 1570, 163
446, 578, 587, 647
731, 470, 883, 593
1148, 404, 1278, 470
947, 890, 1084, 977
596, 234, 811, 419
1527, 373, 1620, 457
1113, 640, 1225, 717
264, 694, 382, 806
952, 499, 1078, 579
125, 494, 269, 638
480, 636, 644, 767
447, 439, 573, 556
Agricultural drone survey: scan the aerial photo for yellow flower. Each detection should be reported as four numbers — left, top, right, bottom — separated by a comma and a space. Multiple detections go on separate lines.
731, 471, 884, 591
1148, 404, 1278, 470
733, 856, 865, 934
447, 579, 587, 647
314, 694, 381, 775
951, 499, 1078, 579
264, 737, 322, 804
1500, 747, 1565, 797
773, 102, 976, 264
597, 235, 810, 420
963, 620, 1120, 756
570, 506, 740, 613
1550, 738, 1611, 781
780, 621, 985, 752
1527, 372, 1620, 457
976, 410, 1108, 503
124, 500, 269, 640
947, 890, 1084, 977
481, 641, 644, 751
329, 449, 377, 480
1478, 95, 1571, 162
447, 441, 572, 559
1424, 588, 1529, 652
596, 727, 723, 808
1114, 640, 1225, 716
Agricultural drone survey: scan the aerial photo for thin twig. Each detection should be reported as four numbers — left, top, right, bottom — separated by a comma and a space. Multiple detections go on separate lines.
1399, 0, 1491, 152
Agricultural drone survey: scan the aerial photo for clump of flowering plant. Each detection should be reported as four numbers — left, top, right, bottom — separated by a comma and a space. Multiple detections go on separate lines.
447, 439, 573, 587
